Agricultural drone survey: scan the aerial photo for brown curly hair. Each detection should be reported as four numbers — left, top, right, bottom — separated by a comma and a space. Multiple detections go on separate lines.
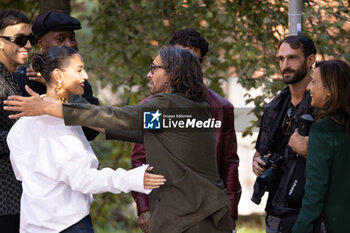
159, 46, 206, 102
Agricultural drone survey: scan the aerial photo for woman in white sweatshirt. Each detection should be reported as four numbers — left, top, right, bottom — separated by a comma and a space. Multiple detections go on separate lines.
7, 46, 165, 233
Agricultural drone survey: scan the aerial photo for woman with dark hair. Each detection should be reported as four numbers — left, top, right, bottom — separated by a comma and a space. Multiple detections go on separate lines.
292, 60, 350, 233
7, 46, 165, 233
0, 9, 35, 232
5, 46, 233, 232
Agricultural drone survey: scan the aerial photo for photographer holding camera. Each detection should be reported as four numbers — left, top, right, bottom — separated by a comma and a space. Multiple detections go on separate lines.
252, 35, 316, 233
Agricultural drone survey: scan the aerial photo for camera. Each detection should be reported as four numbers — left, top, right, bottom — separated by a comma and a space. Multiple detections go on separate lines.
297, 114, 314, 136
256, 114, 314, 191
252, 114, 314, 204
257, 153, 284, 190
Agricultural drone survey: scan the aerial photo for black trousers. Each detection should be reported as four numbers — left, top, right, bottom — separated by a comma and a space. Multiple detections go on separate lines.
0, 214, 20, 233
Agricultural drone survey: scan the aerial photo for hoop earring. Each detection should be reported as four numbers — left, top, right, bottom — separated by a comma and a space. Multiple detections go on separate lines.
56, 82, 62, 93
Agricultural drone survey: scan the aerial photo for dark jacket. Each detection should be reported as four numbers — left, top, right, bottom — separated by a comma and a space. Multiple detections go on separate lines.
129, 88, 241, 219
14, 66, 99, 141
0, 62, 22, 215
63, 93, 233, 233
252, 86, 313, 217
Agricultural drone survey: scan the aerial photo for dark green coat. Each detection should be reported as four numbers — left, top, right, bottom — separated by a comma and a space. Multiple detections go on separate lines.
63, 93, 232, 233
293, 115, 350, 233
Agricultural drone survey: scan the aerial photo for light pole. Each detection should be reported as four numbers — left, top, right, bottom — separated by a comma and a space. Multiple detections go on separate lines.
288, 0, 303, 35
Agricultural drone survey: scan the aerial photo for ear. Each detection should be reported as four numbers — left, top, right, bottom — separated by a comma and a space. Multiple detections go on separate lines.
38, 39, 45, 53
201, 56, 207, 64
52, 68, 63, 83
306, 54, 316, 68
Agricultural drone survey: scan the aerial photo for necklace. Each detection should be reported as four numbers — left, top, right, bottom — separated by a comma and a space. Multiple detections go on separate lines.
41, 94, 68, 103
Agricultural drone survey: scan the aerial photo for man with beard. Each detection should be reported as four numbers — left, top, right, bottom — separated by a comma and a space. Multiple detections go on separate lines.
127, 29, 241, 233
14, 11, 99, 141
251, 35, 316, 233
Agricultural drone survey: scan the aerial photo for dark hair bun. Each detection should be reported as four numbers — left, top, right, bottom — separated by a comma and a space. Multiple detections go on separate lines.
31, 53, 45, 72
31, 46, 79, 84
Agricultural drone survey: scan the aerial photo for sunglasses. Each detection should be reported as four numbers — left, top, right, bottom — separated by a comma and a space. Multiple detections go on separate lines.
0, 34, 37, 47
150, 64, 167, 75
282, 107, 297, 135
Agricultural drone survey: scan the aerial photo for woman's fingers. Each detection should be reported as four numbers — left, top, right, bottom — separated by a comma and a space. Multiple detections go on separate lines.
144, 171, 166, 189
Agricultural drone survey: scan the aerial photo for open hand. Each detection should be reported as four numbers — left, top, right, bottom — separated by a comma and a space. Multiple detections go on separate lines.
143, 166, 165, 189
4, 85, 43, 118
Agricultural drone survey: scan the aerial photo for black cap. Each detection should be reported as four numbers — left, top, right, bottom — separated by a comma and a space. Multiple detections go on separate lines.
32, 11, 81, 37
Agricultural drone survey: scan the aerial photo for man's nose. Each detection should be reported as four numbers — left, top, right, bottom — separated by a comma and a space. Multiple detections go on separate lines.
63, 39, 74, 48
147, 71, 152, 79
281, 59, 290, 70
24, 39, 32, 50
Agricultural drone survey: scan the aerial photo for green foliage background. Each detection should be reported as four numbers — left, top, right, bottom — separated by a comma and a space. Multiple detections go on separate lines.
1, 0, 350, 232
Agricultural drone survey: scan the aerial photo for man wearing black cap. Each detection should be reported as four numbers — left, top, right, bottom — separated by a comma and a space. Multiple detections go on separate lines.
14, 11, 99, 141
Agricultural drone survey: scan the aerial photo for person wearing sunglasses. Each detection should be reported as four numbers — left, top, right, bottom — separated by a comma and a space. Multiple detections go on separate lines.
0, 34, 37, 48
0, 9, 35, 232
251, 35, 316, 233
13, 11, 99, 141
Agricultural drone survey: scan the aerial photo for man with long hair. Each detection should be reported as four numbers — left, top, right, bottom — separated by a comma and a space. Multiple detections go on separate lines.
129, 29, 241, 233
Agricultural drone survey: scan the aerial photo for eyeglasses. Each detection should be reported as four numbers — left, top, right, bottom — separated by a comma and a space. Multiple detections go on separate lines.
150, 64, 167, 75
0, 34, 37, 47
282, 107, 297, 135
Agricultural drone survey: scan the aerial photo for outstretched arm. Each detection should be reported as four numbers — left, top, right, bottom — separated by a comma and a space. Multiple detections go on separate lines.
4, 85, 63, 119
4, 86, 145, 143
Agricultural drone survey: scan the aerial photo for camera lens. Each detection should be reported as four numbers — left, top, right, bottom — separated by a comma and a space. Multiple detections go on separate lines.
257, 167, 278, 189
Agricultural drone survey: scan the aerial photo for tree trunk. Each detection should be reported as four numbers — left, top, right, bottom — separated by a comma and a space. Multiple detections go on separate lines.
38, 0, 71, 15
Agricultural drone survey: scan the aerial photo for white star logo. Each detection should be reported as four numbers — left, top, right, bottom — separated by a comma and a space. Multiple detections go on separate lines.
151, 110, 161, 122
